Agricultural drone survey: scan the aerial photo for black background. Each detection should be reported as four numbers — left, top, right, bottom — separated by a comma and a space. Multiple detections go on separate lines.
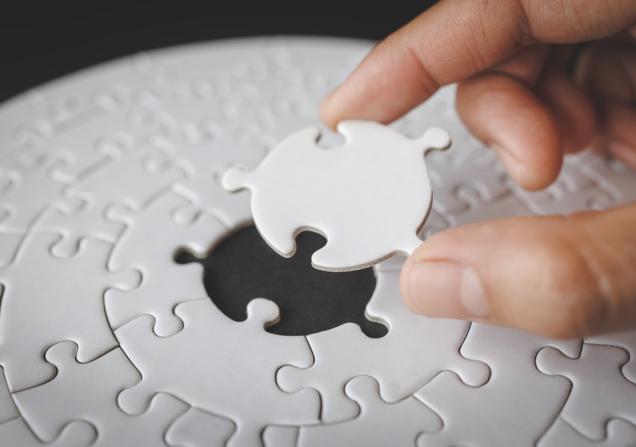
1, 1, 436, 335
1, 1, 437, 103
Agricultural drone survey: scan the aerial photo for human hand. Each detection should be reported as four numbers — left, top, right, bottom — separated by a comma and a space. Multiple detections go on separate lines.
321, 0, 636, 338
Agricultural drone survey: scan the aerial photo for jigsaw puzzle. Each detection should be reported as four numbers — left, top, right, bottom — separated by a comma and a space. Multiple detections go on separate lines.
0, 37, 635, 447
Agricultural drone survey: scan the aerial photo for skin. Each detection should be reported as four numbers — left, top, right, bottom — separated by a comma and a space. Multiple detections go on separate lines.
321, 0, 636, 338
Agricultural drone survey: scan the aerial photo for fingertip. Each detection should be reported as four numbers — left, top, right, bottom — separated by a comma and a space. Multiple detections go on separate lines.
319, 89, 340, 131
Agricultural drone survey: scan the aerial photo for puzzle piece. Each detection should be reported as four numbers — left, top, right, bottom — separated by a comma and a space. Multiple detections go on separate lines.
417, 323, 580, 446
298, 376, 441, 447
46, 103, 166, 184
223, 121, 450, 271
537, 343, 636, 440
165, 407, 236, 447
105, 191, 226, 336
142, 131, 255, 228
0, 417, 95, 447
540, 418, 636, 447
13, 341, 188, 446
38, 141, 186, 257
0, 233, 140, 391
277, 269, 489, 422
0, 153, 82, 232
115, 298, 320, 446
587, 331, 636, 383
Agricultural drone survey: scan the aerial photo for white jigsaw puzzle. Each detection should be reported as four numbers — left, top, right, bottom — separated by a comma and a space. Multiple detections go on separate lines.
115, 298, 320, 446
0, 37, 635, 447
222, 120, 451, 272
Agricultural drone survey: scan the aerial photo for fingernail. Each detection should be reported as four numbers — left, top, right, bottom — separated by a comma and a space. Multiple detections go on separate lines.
406, 261, 490, 319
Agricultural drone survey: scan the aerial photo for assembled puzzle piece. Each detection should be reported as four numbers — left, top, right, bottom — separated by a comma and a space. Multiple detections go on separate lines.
277, 269, 489, 422
0, 233, 140, 391
537, 343, 636, 440
417, 323, 580, 447
38, 141, 186, 258
115, 298, 320, 447
298, 376, 441, 447
105, 191, 227, 336
13, 342, 187, 447
222, 120, 450, 271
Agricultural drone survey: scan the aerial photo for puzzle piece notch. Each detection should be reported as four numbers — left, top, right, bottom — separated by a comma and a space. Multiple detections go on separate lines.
298, 376, 441, 447
416, 323, 581, 447
0, 232, 141, 391
223, 121, 451, 271
105, 190, 227, 337
536, 343, 636, 440
115, 298, 319, 447
13, 341, 189, 447
276, 269, 489, 423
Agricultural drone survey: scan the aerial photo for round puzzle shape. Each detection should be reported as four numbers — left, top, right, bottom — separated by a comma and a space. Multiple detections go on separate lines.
222, 121, 450, 271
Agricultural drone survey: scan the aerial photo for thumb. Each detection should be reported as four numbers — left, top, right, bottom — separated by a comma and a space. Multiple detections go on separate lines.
400, 204, 636, 339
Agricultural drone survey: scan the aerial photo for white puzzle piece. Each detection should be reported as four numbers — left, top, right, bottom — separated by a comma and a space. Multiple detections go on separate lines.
222, 121, 451, 271
105, 190, 226, 336
0, 233, 140, 391
165, 407, 236, 447
277, 268, 489, 422
115, 298, 320, 446
13, 341, 187, 447
416, 323, 581, 447
297, 376, 441, 447
536, 343, 636, 440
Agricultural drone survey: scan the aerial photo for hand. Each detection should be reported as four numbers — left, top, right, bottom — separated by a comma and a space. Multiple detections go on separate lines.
321, 0, 636, 338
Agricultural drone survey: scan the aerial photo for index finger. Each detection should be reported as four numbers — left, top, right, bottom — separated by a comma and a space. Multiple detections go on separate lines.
320, 0, 636, 127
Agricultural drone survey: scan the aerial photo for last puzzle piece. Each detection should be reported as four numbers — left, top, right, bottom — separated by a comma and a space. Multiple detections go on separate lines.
222, 120, 450, 271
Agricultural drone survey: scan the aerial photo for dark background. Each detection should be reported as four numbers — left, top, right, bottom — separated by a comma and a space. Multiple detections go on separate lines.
0, 1, 437, 103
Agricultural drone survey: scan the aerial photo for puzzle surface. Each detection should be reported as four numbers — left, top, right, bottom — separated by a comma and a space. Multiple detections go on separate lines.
1, 37, 636, 446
